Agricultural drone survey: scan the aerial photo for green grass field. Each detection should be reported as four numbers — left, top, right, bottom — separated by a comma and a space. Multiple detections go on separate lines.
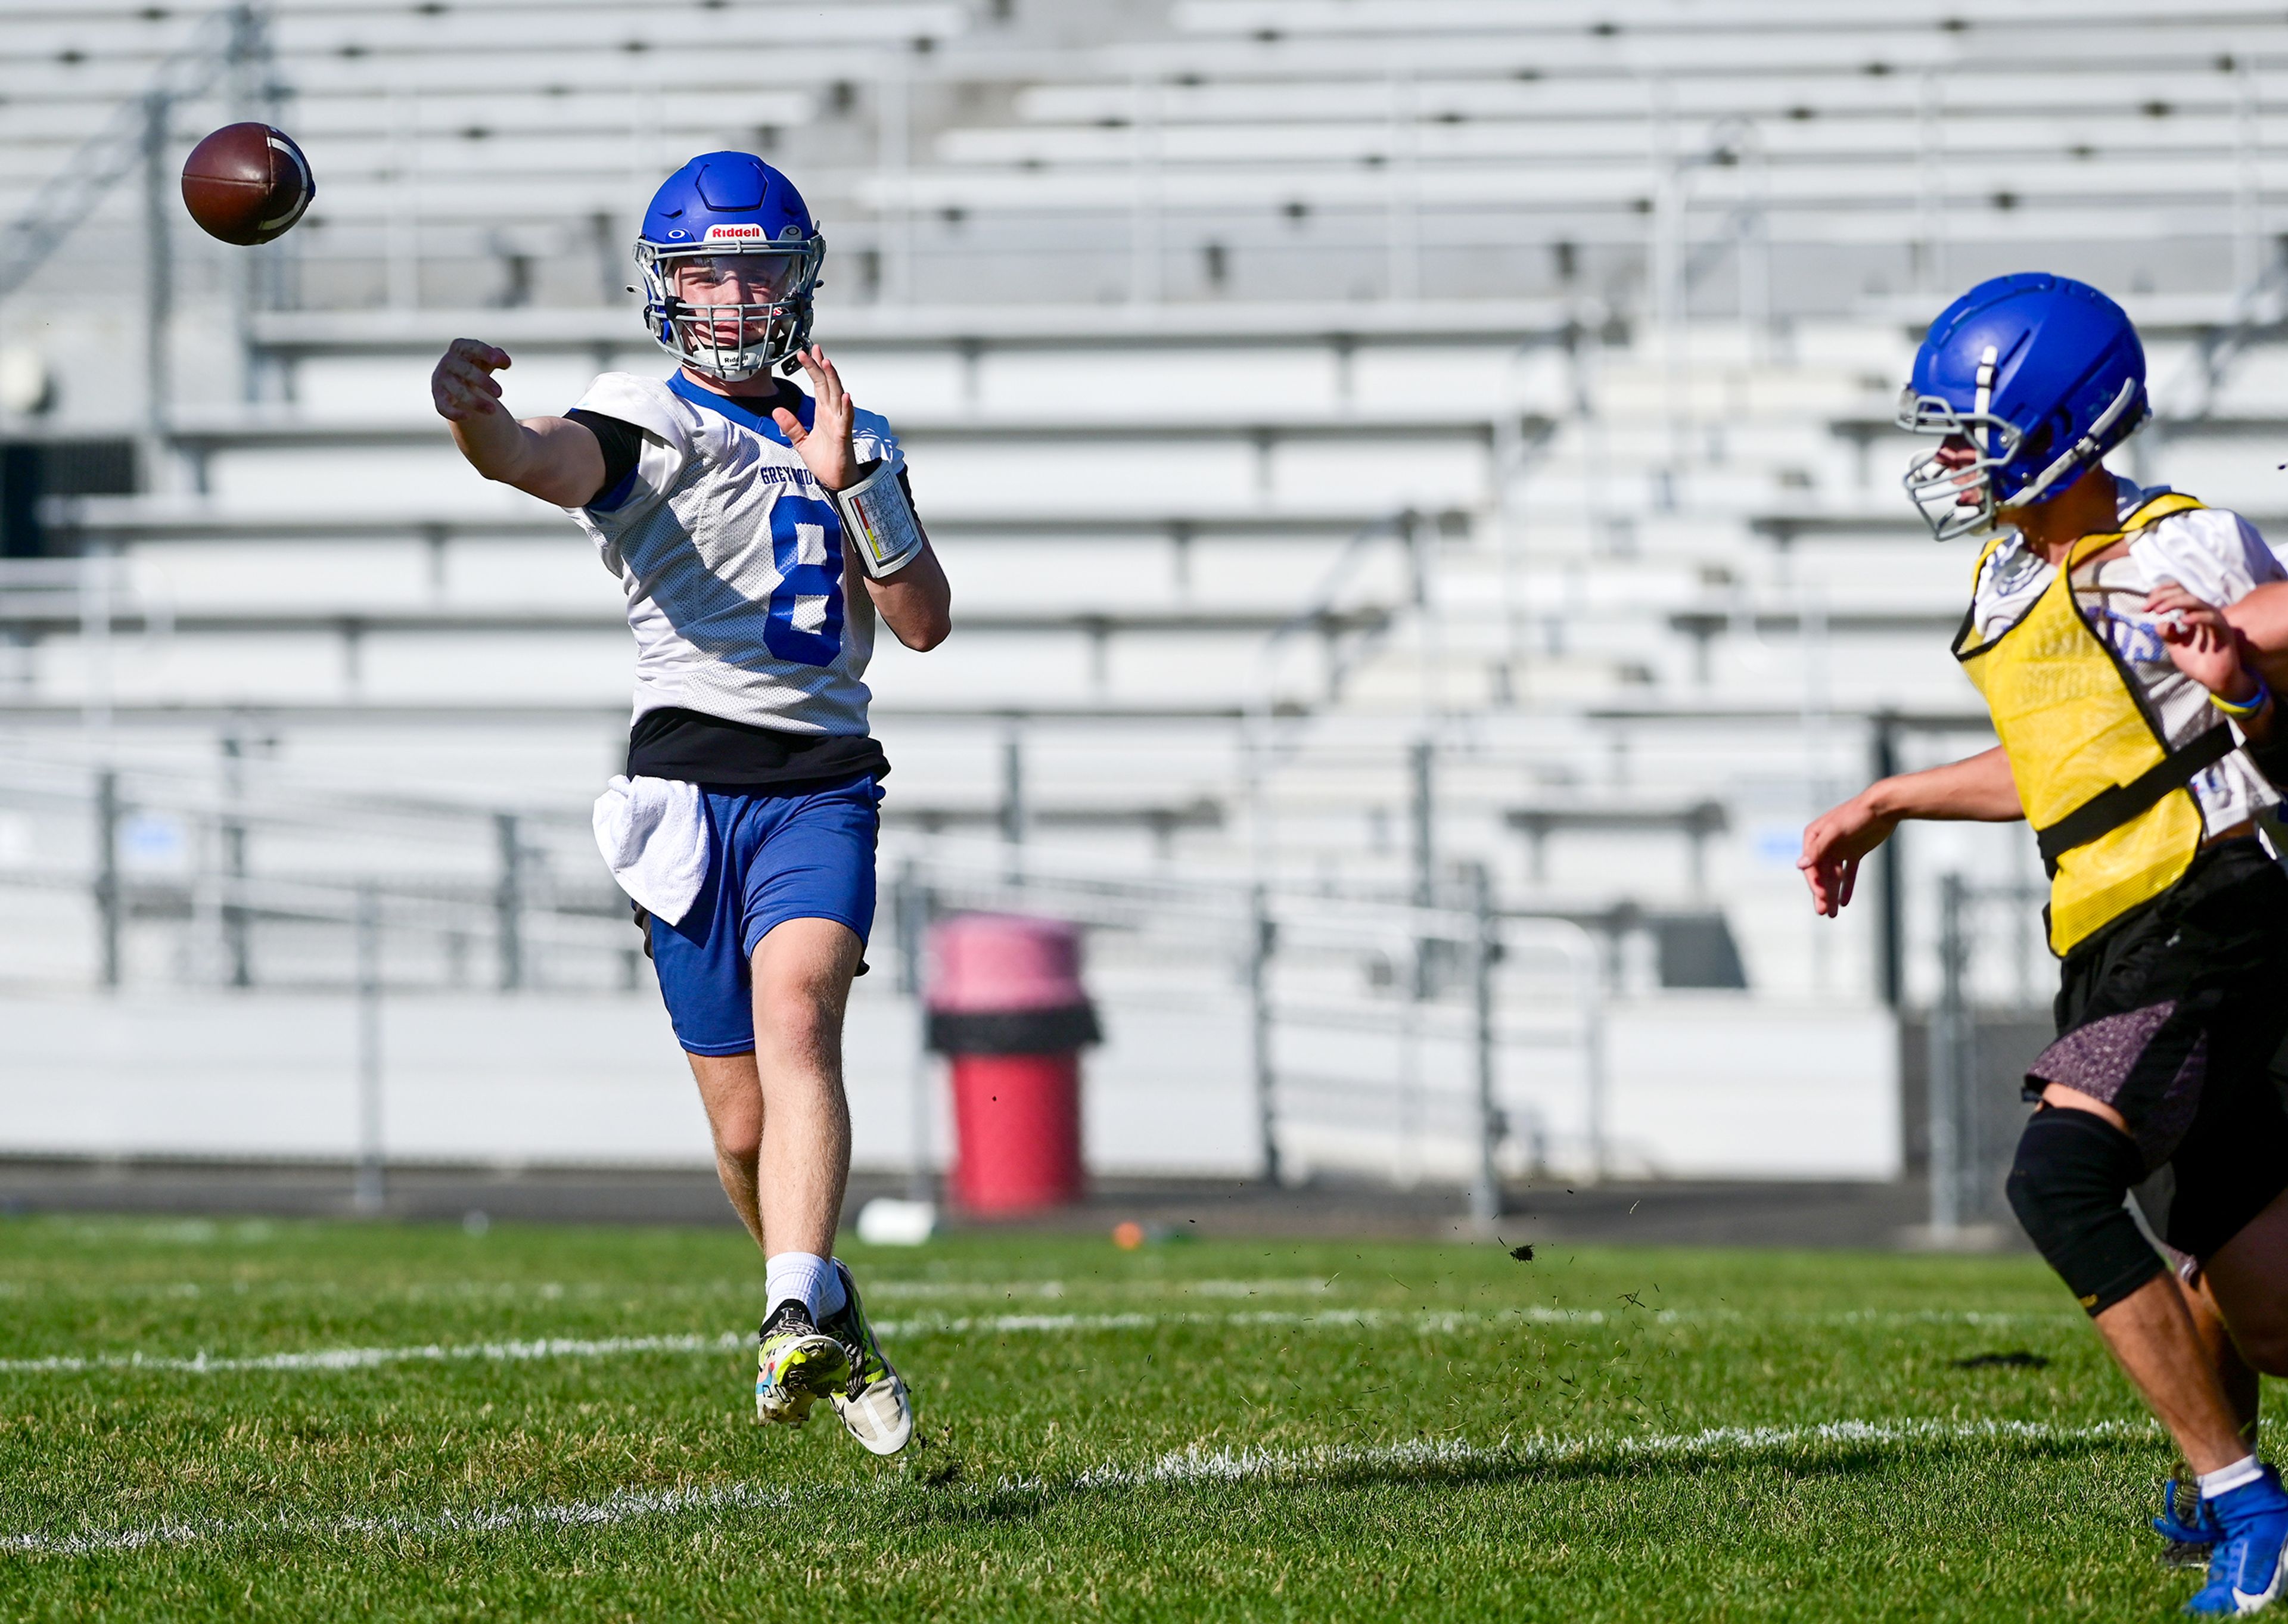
0, 1211, 2245, 1620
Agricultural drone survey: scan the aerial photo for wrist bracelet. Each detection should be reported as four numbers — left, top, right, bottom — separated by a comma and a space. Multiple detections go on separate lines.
2212, 676, 2273, 719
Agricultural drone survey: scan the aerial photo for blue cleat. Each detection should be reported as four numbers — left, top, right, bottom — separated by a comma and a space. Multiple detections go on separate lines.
2186, 1467, 2288, 1614
2161, 1478, 2225, 1569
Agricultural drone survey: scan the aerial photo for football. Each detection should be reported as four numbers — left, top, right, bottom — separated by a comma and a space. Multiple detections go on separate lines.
180, 122, 315, 246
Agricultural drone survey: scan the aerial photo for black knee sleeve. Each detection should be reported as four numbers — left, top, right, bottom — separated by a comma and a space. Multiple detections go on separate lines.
2004, 1106, 2165, 1316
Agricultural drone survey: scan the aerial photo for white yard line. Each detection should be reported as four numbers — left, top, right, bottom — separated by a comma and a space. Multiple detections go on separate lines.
869, 1278, 1337, 1300
0, 1331, 744, 1376
0, 1315, 1358, 1375
876, 1305, 2075, 1334
2, 1415, 2153, 1558
0, 1309, 1630, 1377
1064, 1415, 2155, 1491
0, 1303, 2079, 1379
0, 1275, 2069, 1331
2, 1479, 794, 1557
0, 1280, 1347, 1311
883, 1306, 1618, 1333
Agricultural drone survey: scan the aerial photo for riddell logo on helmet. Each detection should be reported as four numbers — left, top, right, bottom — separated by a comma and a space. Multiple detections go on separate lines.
704, 224, 767, 242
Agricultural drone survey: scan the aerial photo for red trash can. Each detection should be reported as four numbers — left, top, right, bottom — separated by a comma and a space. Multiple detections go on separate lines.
925, 913, 1101, 1214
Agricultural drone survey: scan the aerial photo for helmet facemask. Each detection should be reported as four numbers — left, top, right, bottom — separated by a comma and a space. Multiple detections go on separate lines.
1898, 344, 2148, 542
637, 238, 823, 382
1897, 385, 2023, 542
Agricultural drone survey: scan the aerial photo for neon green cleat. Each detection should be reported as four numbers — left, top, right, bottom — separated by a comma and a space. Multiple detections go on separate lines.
754, 1299, 851, 1426
820, 1260, 914, 1455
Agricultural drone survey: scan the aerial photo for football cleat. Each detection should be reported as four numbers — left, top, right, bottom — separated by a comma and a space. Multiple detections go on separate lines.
2186, 1467, 2288, 1614
2161, 1478, 2225, 1569
754, 1298, 851, 1427
819, 1259, 914, 1455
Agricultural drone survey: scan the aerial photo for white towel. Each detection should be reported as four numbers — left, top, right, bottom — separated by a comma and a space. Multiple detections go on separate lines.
591, 774, 710, 926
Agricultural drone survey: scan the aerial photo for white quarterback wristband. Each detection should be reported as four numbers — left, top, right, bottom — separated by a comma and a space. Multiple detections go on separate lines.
834, 460, 926, 580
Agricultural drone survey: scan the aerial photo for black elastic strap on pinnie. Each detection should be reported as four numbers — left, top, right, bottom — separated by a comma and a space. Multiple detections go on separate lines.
2034, 726, 2235, 876
2246, 733, 2288, 791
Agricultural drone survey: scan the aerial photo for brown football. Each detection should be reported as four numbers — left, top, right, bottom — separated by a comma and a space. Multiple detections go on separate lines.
181, 122, 315, 246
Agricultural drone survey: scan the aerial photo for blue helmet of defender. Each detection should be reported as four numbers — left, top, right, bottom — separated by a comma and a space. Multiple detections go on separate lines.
1898, 273, 2150, 541
635, 152, 824, 382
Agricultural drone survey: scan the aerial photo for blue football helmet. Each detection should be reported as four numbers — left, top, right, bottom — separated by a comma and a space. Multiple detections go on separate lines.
1897, 272, 2150, 541
635, 152, 823, 382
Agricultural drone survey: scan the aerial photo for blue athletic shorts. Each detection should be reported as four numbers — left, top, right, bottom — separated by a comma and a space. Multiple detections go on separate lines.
646, 774, 884, 1056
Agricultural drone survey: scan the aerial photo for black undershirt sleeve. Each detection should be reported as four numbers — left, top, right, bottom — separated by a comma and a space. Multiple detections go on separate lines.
565, 409, 645, 507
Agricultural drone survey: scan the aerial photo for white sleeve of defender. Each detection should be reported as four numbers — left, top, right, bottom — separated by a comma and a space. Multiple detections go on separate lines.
849, 406, 908, 491
2135, 507, 2288, 607
565, 372, 694, 521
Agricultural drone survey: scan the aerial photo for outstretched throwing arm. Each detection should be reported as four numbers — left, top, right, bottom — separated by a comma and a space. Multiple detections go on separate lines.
431, 339, 606, 508
1798, 746, 2023, 917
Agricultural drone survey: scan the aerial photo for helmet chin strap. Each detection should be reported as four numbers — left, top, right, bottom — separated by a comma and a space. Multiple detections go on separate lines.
1972, 344, 1998, 459
1997, 374, 2146, 511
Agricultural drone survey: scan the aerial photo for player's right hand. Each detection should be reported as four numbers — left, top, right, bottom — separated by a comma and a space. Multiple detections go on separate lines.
1798, 794, 1898, 919
2146, 581, 2261, 704
432, 339, 512, 424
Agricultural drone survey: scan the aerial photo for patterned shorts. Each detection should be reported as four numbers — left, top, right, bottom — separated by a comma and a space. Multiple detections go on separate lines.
2029, 839, 2288, 1261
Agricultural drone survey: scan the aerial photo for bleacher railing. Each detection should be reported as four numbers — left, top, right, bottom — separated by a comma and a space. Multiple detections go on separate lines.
0, 746, 626, 995
886, 838, 1608, 1223
0, 745, 1606, 1219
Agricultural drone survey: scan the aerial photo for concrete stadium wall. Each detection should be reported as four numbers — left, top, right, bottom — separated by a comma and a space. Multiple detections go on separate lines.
0, 983, 1899, 1183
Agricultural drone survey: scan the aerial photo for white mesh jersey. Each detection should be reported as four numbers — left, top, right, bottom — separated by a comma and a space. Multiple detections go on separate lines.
562, 370, 900, 736
1968, 476, 2287, 836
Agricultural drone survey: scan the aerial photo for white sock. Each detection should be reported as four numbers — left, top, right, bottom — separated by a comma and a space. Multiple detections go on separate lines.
764, 1252, 832, 1321
2200, 1455, 2265, 1500
816, 1259, 848, 1319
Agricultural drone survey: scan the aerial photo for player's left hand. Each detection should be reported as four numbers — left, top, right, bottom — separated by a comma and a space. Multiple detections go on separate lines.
2146, 581, 2262, 705
773, 344, 858, 492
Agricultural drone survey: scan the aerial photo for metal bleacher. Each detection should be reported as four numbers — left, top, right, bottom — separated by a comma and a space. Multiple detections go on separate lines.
4, 0, 2287, 1181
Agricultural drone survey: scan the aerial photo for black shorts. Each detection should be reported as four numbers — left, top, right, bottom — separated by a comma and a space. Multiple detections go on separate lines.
2032, 839, 2288, 1261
